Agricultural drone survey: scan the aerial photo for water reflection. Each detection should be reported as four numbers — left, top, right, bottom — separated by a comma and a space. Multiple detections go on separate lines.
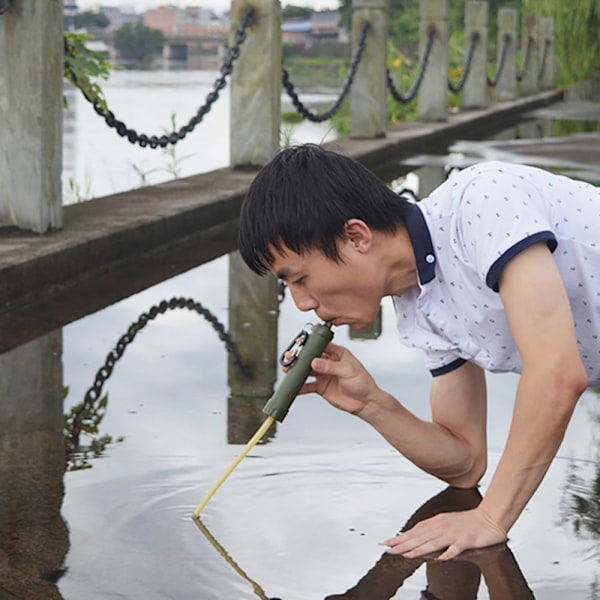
560, 390, 600, 556
325, 487, 533, 600
64, 287, 267, 469
227, 252, 279, 444
0, 332, 69, 599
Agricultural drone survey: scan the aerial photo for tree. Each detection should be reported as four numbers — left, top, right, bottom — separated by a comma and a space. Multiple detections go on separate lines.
73, 10, 110, 30
282, 4, 313, 19
113, 22, 166, 64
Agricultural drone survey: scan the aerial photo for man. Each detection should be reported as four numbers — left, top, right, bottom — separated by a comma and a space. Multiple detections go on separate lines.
238, 143, 597, 559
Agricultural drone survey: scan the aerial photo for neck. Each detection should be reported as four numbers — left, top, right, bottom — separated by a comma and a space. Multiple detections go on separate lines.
381, 227, 419, 296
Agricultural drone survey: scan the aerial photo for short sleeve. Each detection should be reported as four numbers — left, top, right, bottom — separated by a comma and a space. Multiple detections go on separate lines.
424, 350, 466, 377
452, 166, 557, 292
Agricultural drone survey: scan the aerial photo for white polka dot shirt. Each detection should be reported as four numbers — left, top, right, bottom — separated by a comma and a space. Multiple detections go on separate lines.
392, 161, 600, 385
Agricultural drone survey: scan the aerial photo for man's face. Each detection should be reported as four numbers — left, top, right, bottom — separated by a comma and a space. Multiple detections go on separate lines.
269, 239, 383, 329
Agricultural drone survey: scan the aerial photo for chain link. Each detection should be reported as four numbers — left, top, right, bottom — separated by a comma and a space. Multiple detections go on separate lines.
447, 31, 479, 94
487, 34, 510, 88
516, 35, 534, 82
538, 38, 551, 81
281, 22, 370, 123
66, 6, 255, 148
387, 26, 436, 104
68, 296, 252, 448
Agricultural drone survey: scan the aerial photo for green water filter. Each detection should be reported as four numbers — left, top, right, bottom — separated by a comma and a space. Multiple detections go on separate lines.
262, 322, 334, 422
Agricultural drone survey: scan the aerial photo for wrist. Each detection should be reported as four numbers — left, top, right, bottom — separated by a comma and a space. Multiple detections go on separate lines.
355, 388, 395, 422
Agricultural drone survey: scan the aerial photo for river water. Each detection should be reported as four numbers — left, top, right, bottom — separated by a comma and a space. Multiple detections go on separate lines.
1, 70, 600, 599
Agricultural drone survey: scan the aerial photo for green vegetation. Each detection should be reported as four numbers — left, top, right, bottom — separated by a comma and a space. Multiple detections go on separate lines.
523, 0, 600, 84
63, 31, 111, 111
113, 22, 166, 65
73, 10, 110, 30
282, 4, 313, 19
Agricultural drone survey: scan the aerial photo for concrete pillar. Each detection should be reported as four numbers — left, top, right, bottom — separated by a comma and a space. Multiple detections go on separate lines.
418, 0, 448, 121
0, 1, 63, 233
463, 1, 488, 109
519, 14, 539, 96
227, 251, 279, 444
230, 0, 281, 167
418, 164, 446, 198
538, 17, 555, 91
350, 0, 387, 138
496, 8, 518, 102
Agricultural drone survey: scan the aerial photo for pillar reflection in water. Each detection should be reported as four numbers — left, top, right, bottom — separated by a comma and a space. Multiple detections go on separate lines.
0, 331, 69, 599
227, 251, 279, 444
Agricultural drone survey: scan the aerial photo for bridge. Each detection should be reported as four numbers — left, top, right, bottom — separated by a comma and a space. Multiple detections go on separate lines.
162, 29, 229, 63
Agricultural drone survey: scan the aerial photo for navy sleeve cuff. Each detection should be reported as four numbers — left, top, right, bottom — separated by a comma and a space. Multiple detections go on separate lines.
430, 358, 467, 377
486, 231, 557, 292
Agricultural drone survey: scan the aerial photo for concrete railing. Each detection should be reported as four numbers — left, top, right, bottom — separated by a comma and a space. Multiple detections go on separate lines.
0, 0, 555, 234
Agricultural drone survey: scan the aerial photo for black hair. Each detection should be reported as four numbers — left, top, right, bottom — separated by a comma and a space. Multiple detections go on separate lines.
238, 143, 410, 274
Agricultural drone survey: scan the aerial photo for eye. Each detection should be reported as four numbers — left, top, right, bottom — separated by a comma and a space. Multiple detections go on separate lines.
291, 276, 306, 286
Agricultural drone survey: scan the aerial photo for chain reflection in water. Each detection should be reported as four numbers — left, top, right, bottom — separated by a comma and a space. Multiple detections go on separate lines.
64, 297, 250, 471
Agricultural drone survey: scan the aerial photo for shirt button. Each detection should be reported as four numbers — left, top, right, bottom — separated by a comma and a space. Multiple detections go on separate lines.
425, 254, 435, 264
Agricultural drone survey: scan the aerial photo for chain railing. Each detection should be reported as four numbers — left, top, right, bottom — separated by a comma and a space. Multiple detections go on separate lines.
65, 6, 255, 148
387, 26, 436, 104
66, 297, 251, 458
538, 38, 551, 81
486, 33, 510, 88
281, 22, 370, 123
447, 31, 479, 94
66, 11, 555, 142
516, 35, 534, 82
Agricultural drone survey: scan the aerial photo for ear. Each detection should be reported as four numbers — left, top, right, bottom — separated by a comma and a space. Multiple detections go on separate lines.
343, 219, 373, 252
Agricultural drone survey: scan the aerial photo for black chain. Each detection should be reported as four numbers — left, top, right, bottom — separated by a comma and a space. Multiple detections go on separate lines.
447, 31, 479, 94
387, 26, 436, 104
516, 35, 534, 82
538, 38, 551, 81
69, 297, 251, 447
487, 33, 510, 87
281, 22, 370, 123
66, 7, 255, 148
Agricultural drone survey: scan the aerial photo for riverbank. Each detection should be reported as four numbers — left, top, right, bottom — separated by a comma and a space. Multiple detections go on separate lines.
0, 89, 567, 350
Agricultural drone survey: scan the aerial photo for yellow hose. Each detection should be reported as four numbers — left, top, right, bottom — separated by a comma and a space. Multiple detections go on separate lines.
192, 415, 275, 518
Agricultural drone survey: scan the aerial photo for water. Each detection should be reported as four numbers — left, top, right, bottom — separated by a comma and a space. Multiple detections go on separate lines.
2, 74, 600, 598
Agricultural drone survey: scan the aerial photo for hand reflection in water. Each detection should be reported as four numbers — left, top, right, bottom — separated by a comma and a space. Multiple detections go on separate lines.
325, 487, 534, 600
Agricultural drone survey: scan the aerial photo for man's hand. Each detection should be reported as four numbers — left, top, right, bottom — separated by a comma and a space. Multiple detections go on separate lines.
298, 342, 380, 415
380, 508, 506, 560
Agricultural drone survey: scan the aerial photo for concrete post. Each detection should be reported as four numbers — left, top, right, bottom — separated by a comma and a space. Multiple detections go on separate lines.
0, 1, 63, 233
350, 0, 387, 138
538, 17, 555, 91
519, 14, 539, 96
496, 8, 518, 102
463, 1, 488, 109
230, 0, 281, 167
227, 251, 278, 444
418, 0, 448, 121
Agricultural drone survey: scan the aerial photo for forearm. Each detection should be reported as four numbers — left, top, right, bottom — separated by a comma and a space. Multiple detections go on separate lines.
478, 367, 586, 534
357, 388, 484, 487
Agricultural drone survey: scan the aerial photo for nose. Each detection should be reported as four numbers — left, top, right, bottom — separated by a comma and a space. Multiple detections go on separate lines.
289, 285, 318, 312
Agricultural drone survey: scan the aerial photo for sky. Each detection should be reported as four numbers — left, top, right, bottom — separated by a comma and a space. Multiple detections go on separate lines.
76, 0, 339, 15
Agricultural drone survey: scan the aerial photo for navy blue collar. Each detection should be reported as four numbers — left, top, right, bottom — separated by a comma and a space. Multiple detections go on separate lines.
404, 203, 436, 285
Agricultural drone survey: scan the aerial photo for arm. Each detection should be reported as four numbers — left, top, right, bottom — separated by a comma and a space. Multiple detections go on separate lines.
358, 361, 487, 488
304, 344, 487, 487
477, 242, 588, 534
383, 242, 588, 559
